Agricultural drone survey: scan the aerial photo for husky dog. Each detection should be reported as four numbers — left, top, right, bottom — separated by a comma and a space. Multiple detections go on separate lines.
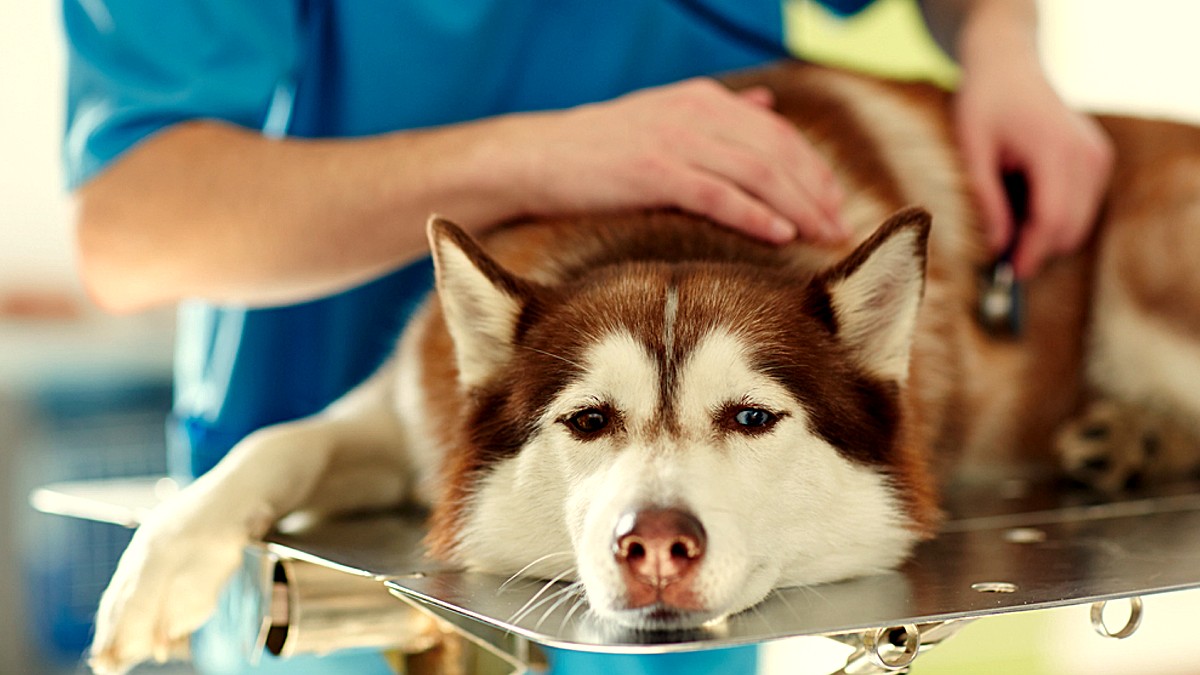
90, 63, 1200, 672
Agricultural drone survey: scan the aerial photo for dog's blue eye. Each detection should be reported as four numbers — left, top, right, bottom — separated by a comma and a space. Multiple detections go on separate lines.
566, 408, 609, 435
734, 408, 775, 428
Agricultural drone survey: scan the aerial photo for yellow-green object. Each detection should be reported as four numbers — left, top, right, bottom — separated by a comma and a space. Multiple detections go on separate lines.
785, 0, 960, 88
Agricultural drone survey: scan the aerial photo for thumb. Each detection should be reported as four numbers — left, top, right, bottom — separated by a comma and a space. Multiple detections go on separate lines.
963, 141, 1013, 255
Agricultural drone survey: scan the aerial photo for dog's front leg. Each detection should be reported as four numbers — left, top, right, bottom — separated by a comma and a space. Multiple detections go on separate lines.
90, 364, 408, 674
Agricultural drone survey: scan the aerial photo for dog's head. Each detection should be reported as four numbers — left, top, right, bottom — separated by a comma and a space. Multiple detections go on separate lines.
426, 208, 936, 629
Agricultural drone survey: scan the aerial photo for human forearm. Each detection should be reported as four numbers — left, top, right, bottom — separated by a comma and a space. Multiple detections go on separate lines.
75, 119, 528, 312
77, 78, 848, 312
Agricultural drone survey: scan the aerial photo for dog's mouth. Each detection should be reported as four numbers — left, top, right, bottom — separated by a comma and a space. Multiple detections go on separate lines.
611, 602, 723, 631
642, 604, 688, 625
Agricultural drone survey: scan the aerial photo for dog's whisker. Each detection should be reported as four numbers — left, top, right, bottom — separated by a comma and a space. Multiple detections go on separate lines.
510, 584, 574, 627
794, 582, 832, 609
498, 551, 574, 593
559, 593, 590, 631
749, 601, 777, 634
511, 585, 568, 626
769, 586, 805, 620
534, 581, 585, 630
506, 567, 577, 625
519, 344, 585, 370
805, 582, 830, 605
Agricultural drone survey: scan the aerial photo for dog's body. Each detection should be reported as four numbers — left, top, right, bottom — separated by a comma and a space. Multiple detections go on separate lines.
91, 63, 1200, 672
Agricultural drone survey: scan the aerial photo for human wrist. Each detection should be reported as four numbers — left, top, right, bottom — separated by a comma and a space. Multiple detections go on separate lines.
956, 0, 1041, 76
457, 112, 547, 223
375, 116, 533, 237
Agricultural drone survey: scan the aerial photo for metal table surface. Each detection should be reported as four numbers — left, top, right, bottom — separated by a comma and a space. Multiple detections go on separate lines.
33, 474, 1200, 656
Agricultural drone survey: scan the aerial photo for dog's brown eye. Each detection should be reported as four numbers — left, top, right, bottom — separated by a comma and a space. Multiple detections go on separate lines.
566, 408, 609, 435
734, 408, 776, 429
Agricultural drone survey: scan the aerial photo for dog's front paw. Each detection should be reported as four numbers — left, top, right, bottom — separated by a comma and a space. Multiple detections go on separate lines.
1055, 399, 1198, 494
89, 510, 248, 674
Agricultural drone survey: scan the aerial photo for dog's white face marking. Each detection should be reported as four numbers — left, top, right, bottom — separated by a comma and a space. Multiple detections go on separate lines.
459, 323, 918, 627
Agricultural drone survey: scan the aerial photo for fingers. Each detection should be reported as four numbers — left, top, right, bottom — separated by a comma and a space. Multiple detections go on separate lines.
670, 121, 846, 244
954, 57, 1115, 279
639, 158, 796, 243
1008, 118, 1114, 278
957, 115, 1012, 255
515, 77, 848, 246
595, 78, 847, 244
1011, 165, 1068, 279
658, 79, 847, 243
1012, 145, 1112, 278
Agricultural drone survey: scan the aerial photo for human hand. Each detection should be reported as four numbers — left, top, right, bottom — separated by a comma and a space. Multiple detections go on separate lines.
955, 32, 1114, 278
496, 78, 848, 245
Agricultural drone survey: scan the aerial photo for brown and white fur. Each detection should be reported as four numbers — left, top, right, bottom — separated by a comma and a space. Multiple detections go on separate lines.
90, 62, 1200, 672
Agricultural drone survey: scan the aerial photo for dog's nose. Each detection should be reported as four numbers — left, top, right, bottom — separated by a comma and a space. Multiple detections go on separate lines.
613, 507, 707, 593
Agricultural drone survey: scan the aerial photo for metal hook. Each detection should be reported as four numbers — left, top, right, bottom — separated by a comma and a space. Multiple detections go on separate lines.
862, 624, 921, 671
1090, 597, 1144, 639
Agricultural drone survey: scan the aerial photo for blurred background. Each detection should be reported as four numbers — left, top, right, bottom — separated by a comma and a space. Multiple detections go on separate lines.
1, 0, 1197, 673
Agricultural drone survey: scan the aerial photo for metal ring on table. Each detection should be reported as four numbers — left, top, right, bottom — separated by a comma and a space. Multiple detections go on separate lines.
863, 623, 921, 670
1090, 597, 1144, 639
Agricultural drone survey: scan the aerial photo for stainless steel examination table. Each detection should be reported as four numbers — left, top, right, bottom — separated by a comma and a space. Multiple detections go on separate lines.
33, 473, 1200, 673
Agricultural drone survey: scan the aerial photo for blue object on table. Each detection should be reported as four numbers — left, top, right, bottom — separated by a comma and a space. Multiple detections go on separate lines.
546, 646, 759, 675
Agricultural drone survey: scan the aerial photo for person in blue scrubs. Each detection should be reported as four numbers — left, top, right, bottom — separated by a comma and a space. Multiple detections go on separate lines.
63, 1, 1112, 673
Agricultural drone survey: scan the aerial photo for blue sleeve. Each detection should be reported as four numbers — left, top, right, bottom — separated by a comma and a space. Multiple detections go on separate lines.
815, 0, 876, 17
62, 0, 302, 189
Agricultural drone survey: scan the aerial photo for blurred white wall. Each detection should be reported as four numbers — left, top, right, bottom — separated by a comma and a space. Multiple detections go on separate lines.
1040, 0, 1200, 123
0, 3, 175, 389
0, 1, 76, 290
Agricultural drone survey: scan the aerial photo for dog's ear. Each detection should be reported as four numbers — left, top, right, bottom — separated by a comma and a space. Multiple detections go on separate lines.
813, 207, 931, 384
428, 216, 534, 389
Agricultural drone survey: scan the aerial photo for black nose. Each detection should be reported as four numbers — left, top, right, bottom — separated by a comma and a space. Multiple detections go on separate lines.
612, 507, 707, 587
